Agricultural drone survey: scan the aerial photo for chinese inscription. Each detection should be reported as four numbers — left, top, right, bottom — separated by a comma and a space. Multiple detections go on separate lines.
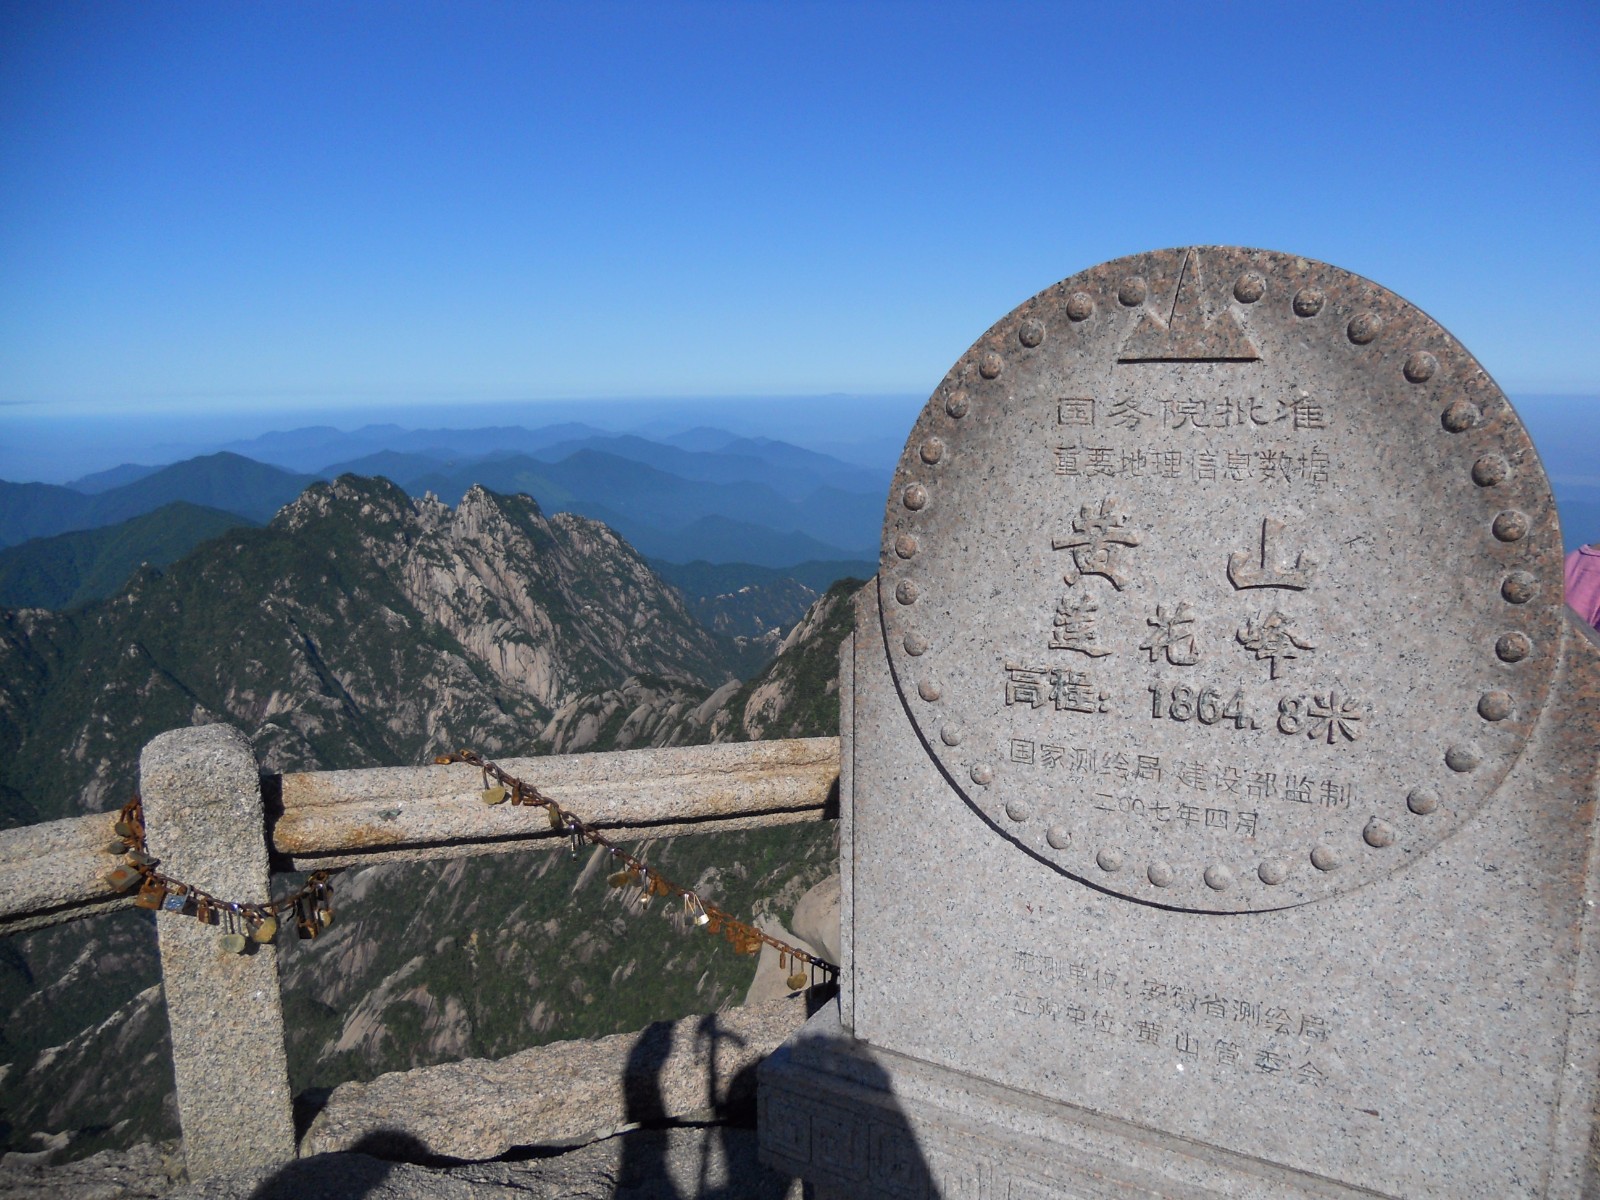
1052, 444, 1332, 486
1049, 594, 1110, 657
1000, 950, 1331, 1089
1140, 603, 1200, 665
1000, 739, 1358, 810
1004, 664, 1111, 715
1237, 610, 1316, 679
1053, 497, 1142, 590
1228, 517, 1319, 590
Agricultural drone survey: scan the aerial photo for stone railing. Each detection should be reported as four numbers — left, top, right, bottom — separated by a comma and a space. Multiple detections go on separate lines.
0, 725, 840, 1180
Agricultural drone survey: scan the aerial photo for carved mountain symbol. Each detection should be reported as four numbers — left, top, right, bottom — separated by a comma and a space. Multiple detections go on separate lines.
1117, 249, 1261, 363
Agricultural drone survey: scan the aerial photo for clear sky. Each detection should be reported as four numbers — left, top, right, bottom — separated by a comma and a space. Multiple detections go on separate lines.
0, 0, 1596, 437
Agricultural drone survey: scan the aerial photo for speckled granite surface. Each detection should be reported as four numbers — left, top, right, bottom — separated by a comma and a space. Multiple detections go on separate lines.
763, 247, 1600, 1198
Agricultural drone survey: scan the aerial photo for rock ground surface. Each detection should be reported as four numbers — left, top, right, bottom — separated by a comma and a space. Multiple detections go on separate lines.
1, 1128, 799, 1199
0, 993, 824, 1199
302, 995, 810, 1161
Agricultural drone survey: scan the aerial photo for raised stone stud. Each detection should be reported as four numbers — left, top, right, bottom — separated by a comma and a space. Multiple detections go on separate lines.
1095, 848, 1123, 873
1478, 690, 1513, 721
945, 391, 969, 419
902, 484, 928, 511
1065, 292, 1094, 321
1445, 743, 1482, 773
920, 438, 945, 465
1501, 571, 1538, 604
1347, 312, 1383, 344
1018, 319, 1045, 348
1292, 287, 1325, 317
1472, 455, 1508, 487
970, 763, 994, 786
1203, 864, 1234, 891
1491, 511, 1529, 542
1363, 818, 1396, 848
1147, 861, 1174, 887
1118, 277, 1148, 306
895, 580, 919, 605
917, 679, 940, 702
1004, 798, 1029, 822
1442, 400, 1479, 432
894, 533, 919, 559
978, 351, 1004, 379
1258, 859, 1289, 886
1310, 844, 1340, 872
940, 723, 962, 747
1233, 272, 1265, 304
1407, 788, 1440, 815
902, 632, 928, 656
1404, 351, 1438, 383
1495, 632, 1532, 663
1046, 824, 1071, 849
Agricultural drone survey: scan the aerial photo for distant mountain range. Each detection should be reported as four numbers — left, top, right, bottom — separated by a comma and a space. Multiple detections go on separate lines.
6, 410, 1595, 617
0, 423, 886, 576
0, 452, 315, 549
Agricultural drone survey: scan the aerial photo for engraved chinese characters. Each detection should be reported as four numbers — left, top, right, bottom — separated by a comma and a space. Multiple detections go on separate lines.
880, 246, 1562, 912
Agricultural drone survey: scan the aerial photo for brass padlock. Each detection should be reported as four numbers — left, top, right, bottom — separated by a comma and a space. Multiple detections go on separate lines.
480, 785, 508, 805
104, 865, 142, 893
295, 896, 319, 940
219, 908, 247, 954
133, 876, 168, 910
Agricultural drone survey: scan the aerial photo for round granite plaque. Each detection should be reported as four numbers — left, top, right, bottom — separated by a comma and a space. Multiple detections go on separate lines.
880, 246, 1562, 912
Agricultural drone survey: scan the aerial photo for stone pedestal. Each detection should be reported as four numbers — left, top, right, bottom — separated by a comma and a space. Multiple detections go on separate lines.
760, 247, 1600, 1198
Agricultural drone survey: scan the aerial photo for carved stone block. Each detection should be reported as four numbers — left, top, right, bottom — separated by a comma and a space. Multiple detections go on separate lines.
762, 247, 1600, 1198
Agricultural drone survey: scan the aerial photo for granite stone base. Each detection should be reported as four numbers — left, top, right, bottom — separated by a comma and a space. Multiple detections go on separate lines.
761, 999, 1410, 1200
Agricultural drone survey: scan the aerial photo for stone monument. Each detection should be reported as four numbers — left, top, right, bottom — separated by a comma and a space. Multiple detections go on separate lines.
760, 246, 1600, 1198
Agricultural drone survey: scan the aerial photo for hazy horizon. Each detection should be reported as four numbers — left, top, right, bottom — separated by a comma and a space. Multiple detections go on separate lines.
2, 389, 1596, 493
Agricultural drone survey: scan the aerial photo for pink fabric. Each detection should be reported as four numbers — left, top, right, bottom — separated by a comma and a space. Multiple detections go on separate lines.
1565, 545, 1600, 629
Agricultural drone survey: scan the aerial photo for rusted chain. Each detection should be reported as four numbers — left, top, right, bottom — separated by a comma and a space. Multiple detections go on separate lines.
102, 797, 332, 950
437, 748, 839, 986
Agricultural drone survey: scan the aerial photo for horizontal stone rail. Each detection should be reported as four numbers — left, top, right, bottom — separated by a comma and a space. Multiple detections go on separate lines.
0, 810, 141, 936
0, 735, 840, 937
274, 736, 841, 871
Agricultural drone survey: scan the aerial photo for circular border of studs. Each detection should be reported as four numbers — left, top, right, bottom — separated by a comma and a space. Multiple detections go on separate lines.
878, 245, 1562, 913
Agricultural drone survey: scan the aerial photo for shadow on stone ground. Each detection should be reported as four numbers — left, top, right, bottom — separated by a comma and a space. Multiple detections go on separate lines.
0, 990, 859, 1199
0, 1125, 801, 1200
0, 1004, 813, 1200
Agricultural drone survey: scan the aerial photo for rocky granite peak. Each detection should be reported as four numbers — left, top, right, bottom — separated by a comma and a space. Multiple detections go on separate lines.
0, 477, 733, 829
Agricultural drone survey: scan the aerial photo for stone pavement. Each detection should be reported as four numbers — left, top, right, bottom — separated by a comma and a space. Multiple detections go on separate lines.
0, 1126, 799, 1200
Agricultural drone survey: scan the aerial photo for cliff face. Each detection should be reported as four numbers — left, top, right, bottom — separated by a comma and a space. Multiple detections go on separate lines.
704, 578, 866, 743
536, 579, 869, 755
273, 823, 839, 1099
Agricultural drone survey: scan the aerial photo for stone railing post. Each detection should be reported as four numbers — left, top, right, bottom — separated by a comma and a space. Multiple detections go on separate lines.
140, 724, 296, 1178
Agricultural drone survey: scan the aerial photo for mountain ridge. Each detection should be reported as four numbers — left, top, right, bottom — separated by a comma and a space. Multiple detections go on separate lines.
0, 501, 256, 610
0, 476, 734, 829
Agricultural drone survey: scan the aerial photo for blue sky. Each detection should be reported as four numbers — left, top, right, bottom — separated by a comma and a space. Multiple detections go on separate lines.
0, 0, 1596, 461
